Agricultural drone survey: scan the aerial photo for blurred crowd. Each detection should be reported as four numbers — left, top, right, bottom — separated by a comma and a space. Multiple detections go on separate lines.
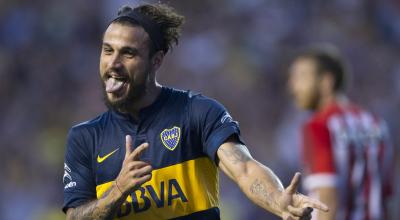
0, 0, 399, 219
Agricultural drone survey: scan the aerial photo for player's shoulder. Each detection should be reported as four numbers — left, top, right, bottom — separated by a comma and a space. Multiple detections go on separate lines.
164, 87, 194, 102
309, 101, 387, 128
188, 90, 224, 109
348, 103, 388, 129
310, 101, 348, 124
329, 102, 382, 122
305, 103, 342, 129
165, 87, 202, 100
167, 87, 224, 109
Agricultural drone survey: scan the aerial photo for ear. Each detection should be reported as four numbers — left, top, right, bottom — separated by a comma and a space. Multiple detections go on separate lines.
150, 51, 165, 72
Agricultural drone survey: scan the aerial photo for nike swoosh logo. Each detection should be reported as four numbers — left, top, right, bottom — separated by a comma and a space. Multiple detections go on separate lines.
97, 148, 119, 163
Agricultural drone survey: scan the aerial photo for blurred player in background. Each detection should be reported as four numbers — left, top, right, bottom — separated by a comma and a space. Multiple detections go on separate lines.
288, 45, 395, 220
62, 3, 328, 220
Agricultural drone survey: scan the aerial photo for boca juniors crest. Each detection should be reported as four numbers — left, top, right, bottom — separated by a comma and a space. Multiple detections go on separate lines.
160, 126, 181, 151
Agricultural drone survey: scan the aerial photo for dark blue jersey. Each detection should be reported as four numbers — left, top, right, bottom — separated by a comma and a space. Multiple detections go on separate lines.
63, 87, 243, 219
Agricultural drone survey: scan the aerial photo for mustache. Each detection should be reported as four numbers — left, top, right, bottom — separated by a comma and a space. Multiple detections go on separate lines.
102, 67, 129, 79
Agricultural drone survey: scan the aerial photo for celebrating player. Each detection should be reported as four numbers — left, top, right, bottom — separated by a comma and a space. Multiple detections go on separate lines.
62, 3, 328, 219
288, 45, 395, 220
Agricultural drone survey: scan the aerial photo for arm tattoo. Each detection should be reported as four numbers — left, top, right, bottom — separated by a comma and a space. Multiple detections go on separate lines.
250, 179, 280, 209
68, 189, 120, 220
220, 145, 251, 164
70, 199, 112, 220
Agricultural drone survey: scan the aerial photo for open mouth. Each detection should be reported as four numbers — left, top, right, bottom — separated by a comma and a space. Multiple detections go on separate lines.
105, 74, 128, 93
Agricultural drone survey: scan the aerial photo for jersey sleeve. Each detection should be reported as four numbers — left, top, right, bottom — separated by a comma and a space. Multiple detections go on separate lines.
190, 95, 244, 163
302, 121, 337, 191
62, 126, 96, 213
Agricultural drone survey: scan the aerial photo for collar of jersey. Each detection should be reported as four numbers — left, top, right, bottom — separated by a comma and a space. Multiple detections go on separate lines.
110, 86, 171, 121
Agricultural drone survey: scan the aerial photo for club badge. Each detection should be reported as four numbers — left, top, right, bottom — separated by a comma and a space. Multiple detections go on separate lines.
160, 126, 181, 151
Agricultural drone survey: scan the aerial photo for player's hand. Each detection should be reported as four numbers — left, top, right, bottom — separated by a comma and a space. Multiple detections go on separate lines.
278, 172, 329, 220
115, 135, 152, 196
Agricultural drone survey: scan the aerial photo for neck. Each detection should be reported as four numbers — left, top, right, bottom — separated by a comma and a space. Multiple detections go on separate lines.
120, 82, 162, 119
316, 92, 348, 111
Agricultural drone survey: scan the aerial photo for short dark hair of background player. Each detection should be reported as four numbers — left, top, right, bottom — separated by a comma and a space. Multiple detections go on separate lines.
293, 46, 349, 92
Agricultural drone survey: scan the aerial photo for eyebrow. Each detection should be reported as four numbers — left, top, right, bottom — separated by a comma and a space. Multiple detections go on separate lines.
102, 43, 139, 53
102, 42, 112, 48
120, 46, 139, 54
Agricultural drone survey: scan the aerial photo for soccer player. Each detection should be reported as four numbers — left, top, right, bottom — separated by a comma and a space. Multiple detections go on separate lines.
288, 46, 395, 220
62, 3, 328, 219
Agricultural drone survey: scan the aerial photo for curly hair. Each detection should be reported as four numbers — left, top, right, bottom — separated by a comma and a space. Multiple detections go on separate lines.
114, 3, 185, 55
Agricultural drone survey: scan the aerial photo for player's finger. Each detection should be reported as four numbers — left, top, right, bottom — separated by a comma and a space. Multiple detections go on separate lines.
288, 205, 312, 217
135, 173, 152, 186
127, 161, 149, 170
285, 172, 301, 195
287, 205, 303, 217
282, 212, 300, 220
131, 165, 152, 178
301, 198, 329, 212
125, 135, 133, 159
130, 142, 149, 161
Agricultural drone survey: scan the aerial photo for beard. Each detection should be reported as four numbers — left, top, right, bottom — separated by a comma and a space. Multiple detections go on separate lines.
102, 81, 147, 112
101, 68, 150, 113
305, 87, 321, 111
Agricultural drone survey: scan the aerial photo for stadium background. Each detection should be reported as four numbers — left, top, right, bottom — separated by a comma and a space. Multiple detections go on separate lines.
0, 0, 399, 219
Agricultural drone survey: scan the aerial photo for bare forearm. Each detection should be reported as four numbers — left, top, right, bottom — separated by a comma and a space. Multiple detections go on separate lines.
66, 183, 127, 220
218, 142, 285, 216
218, 141, 329, 219
237, 161, 285, 216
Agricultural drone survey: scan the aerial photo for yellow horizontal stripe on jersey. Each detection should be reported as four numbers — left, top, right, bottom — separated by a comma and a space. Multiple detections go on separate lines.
96, 157, 219, 219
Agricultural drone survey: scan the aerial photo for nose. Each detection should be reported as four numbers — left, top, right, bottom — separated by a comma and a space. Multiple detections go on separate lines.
109, 54, 123, 70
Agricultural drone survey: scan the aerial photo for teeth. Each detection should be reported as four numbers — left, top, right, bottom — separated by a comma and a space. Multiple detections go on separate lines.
110, 75, 125, 81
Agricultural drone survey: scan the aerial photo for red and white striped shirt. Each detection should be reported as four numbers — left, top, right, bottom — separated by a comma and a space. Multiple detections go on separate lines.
302, 102, 394, 220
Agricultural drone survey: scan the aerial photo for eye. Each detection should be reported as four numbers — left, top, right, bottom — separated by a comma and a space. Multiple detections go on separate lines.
121, 48, 138, 58
124, 51, 134, 58
102, 47, 113, 55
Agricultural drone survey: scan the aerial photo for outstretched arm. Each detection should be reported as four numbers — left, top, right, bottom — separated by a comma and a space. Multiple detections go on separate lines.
66, 135, 152, 220
217, 136, 329, 220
